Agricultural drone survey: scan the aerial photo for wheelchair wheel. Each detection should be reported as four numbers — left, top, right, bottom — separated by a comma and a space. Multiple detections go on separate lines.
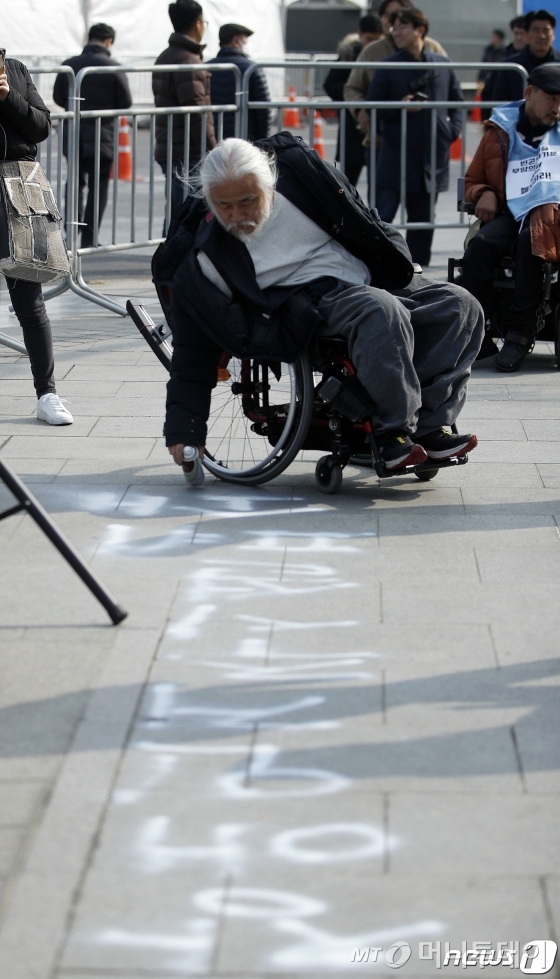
203, 352, 314, 485
415, 467, 439, 482
315, 457, 343, 495
555, 306, 560, 370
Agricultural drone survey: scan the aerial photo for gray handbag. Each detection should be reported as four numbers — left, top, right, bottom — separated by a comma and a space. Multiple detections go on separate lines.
0, 161, 70, 283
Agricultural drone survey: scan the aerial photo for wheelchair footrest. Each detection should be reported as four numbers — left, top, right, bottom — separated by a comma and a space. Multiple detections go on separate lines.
374, 454, 469, 479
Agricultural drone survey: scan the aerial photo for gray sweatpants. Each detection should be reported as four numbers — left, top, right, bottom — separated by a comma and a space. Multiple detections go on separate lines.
318, 274, 484, 436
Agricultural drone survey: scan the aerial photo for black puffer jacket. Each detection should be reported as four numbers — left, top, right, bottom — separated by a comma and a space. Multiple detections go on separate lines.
53, 45, 132, 160
153, 33, 216, 164
205, 47, 270, 141
0, 57, 50, 161
155, 132, 414, 448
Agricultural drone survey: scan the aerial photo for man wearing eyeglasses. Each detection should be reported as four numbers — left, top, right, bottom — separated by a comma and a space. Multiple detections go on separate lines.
493, 9, 560, 104
153, 0, 216, 223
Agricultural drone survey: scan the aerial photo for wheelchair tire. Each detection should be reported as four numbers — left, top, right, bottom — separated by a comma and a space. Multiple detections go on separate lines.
415, 467, 439, 482
203, 352, 314, 485
555, 307, 560, 370
315, 457, 343, 495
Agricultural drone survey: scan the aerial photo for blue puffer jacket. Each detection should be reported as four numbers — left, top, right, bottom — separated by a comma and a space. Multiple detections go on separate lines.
206, 47, 270, 142
368, 50, 463, 194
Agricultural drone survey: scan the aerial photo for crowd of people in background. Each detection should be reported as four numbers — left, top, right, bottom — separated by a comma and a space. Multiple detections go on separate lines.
6, 1, 560, 422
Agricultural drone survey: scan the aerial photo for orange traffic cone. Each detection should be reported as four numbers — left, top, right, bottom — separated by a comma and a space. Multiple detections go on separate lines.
116, 116, 132, 181
470, 90, 482, 123
450, 135, 471, 163
313, 111, 326, 160
282, 86, 301, 128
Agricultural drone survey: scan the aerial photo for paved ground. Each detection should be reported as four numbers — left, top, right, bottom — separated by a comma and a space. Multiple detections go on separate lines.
0, 129, 559, 979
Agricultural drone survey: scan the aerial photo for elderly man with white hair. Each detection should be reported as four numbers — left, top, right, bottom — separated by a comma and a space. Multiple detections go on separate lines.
156, 133, 483, 477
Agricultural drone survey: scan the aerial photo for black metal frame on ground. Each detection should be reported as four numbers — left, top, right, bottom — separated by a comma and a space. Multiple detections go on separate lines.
0, 457, 128, 625
127, 302, 469, 494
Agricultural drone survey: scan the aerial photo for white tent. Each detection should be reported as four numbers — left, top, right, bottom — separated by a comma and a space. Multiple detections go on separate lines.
4, 0, 285, 62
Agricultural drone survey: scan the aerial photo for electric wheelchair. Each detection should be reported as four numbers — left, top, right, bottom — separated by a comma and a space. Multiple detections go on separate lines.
127, 301, 469, 494
448, 178, 560, 368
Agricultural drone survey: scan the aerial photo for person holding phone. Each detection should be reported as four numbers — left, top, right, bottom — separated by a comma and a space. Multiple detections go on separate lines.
0, 48, 72, 424
367, 8, 463, 268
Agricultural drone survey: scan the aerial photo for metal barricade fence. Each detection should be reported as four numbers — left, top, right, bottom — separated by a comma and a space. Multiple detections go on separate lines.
5, 59, 529, 320
63, 62, 242, 315
241, 60, 529, 229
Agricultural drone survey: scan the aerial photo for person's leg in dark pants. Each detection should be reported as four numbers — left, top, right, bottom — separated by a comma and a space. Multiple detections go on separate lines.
375, 186, 400, 223
405, 191, 436, 268
5, 277, 73, 424
494, 224, 545, 372
81, 158, 112, 248
65, 153, 87, 240
5, 277, 55, 397
461, 211, 519, 319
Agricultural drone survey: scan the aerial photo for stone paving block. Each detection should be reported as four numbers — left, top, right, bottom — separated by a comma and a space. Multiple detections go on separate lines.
463, 400, 560, 419
209, 872, 548, 977
117, 382, 168, 398
523, 418, 560, 440
0, 396, 36, 417
0, 827, 25, 876
66, 365, 165, 382
0, 457, 67, 482
1, 435, 156, 460
64, 396, 165, 417
90, 417, 165, 438
473, 440, 560, 463
0, 781, 49, 826
54, 459, 179, 484
390, 794, 560, 876
0, 417, 97, 437
430, 462, 543, 488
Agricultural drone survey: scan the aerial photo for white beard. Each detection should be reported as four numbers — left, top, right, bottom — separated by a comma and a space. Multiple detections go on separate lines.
218, 191, 274, 240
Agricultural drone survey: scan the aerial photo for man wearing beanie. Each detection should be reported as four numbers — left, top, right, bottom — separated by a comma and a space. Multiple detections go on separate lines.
53, 24, 132, 248
206, 24, 270, 142
153, 0, 216, 223
462, 64, 560, 372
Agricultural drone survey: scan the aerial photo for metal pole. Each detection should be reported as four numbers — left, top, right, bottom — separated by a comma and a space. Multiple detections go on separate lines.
0, 457, 128, 625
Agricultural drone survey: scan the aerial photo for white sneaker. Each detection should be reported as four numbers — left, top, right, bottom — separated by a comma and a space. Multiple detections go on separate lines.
37, 393, 73, 426
182, 445, 205, 487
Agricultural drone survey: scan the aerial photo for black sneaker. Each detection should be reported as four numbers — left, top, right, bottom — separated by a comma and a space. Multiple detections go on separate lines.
494, 331, 533, 373
414, 428, 478, 460
377, 431, 428, 470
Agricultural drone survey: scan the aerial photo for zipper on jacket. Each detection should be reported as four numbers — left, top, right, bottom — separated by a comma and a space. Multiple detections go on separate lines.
0, 123, 6, 160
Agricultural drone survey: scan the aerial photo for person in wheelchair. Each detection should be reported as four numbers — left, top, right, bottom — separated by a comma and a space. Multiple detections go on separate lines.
461, 64, 560, 372
159, 135, 482, 479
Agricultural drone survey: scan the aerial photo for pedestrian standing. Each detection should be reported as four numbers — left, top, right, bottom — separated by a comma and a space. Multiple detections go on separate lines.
323, 14, 383, 187
153, 0, 216, 223
0, 50, 72, 424
206, 23, 270, 142
53, 24, 132, 249
367, 8, 463, 268
493, 9, 560, 103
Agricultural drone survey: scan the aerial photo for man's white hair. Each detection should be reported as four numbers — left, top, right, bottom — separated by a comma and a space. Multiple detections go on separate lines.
200, 138, 277, 208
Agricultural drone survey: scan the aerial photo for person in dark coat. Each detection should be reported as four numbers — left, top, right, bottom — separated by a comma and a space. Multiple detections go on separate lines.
0, 50, 72, 424
480, 18, 528, 121
53, 23, 132, 248
492, 10, 560, 104
478, 30, 506, 84
153, 0, 216, 223
206, 23, 270, 142
367, 7, 463, 267
323, 14, 383, 187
